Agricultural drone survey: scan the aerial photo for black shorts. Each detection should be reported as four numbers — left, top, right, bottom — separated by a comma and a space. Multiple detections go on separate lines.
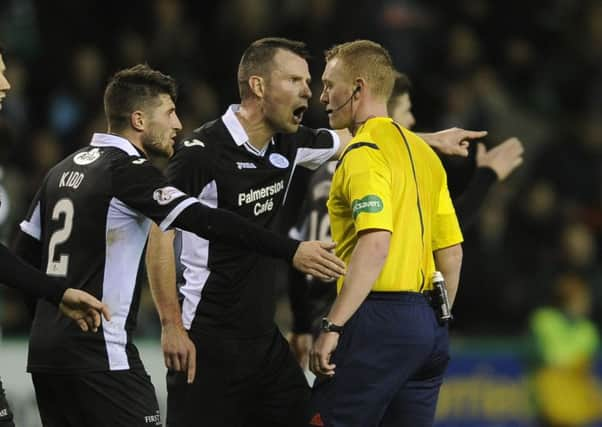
32, 369, 160, 427
0, 378, 14, 427
167, 327, 310, 427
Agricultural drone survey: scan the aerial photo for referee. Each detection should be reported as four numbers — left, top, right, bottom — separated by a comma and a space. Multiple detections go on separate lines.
288, 73, 523, 366
0, 44, 110, 427
14, 64, 344, 427
309, 40, 463, 427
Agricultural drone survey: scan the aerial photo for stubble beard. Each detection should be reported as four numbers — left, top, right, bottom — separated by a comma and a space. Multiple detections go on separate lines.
142, 131, 173, 159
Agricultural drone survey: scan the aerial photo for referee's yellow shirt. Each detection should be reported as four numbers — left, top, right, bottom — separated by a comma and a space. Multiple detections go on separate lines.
327, 117, 463, 293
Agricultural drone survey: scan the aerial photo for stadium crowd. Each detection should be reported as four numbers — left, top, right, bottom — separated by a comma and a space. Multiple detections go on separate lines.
0, 0, 600, 338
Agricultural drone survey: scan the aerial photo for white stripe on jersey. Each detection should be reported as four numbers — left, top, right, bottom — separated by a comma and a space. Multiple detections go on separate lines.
178, 180, 218, 329
295, 129, 340, 170
180, 231, 210, 330
159, 197, 199, 231
102, 197, 151, 370
19, 201, 42, 240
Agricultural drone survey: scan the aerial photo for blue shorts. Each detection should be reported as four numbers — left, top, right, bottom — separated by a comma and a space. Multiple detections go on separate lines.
309, 292, 450, 427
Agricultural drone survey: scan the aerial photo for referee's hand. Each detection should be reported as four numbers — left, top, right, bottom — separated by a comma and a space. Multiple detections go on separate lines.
293, 241, 346, 282
310, 331, 339, 378
162, 323, 197, 384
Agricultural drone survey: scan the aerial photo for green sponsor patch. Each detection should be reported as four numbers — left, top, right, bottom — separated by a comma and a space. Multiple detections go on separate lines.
352, 195, 383, 219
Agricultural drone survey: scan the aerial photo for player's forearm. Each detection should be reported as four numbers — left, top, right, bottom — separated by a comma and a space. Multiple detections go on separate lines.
172, 203, 300, 262
433, 243, 463, 307
146, 225, 182, 327
0, 242, 67, 305
327, 231, 390, 326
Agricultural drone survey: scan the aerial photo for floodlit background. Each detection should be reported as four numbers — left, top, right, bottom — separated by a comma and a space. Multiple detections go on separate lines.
0, 0, 601, 426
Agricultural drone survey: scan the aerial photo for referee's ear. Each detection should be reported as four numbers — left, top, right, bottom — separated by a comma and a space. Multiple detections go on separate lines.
130, 110, 145, 132
249, 76, 264, 99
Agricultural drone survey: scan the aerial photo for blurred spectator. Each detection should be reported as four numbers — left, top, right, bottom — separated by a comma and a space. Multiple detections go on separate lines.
528, 273, 602, 426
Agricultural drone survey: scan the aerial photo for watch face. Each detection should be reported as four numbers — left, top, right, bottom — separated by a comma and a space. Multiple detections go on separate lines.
321, 318, 330, 330
321, 318, 341, 333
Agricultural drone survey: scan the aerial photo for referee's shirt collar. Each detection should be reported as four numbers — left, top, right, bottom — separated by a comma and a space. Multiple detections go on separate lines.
90, 132, 143, 157
221, 104, 272, 157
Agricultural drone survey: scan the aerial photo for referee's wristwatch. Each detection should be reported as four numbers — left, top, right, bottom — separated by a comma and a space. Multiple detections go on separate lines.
321, 317, 343, 334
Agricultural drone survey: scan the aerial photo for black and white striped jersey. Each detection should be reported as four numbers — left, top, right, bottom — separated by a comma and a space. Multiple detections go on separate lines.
168, 105, 339, 338
20, 133, 199, 373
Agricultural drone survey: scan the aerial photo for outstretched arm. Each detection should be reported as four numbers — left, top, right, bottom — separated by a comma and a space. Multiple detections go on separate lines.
171, 203, 346, 281
454, 137, 524, 230
333, 127, 488, 159
418, 128, 488, 157
4, 240, 110, 332
1, 241, 66, 304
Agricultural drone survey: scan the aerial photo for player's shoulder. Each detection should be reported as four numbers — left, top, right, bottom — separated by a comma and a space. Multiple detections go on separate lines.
173, 119, 224, 158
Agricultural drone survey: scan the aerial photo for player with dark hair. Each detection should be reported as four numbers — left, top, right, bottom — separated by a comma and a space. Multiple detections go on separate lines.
0, 43, 111, 427
14, 63, 345, 427
146, 37, 344, 427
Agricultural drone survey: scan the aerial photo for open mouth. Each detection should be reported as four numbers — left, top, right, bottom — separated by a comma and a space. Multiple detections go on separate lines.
292, 106, 307, 123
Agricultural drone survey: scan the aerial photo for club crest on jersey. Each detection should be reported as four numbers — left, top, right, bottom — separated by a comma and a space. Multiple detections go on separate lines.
73, 148, 101, 165
352, 195, 384, 219
269, 153, 289, 169
153, 186, 185, 206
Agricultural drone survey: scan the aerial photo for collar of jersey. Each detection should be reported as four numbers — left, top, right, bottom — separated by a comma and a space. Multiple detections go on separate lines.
354, 116, 390, 136
90, 133, 142, 157
222, 104, 274, 157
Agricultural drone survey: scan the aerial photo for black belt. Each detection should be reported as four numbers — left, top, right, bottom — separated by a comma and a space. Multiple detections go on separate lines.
367, 291, 430, 303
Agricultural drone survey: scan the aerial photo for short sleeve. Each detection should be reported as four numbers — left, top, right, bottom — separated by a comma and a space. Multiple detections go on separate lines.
341, 146, 393, 233
20, 181, 45, 240
112, 156, 199, 230
166, 137, 213, 197
292, 127, 339, 170
432, 171, 463, 250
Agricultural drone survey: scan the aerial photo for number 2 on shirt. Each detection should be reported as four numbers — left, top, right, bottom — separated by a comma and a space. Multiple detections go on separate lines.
46, 198, 74, 277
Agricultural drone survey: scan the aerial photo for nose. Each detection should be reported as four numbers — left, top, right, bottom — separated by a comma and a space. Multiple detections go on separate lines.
0, 73, 10, 92
173, 113, 183, 131
407, 113, 416, 129
301, 81, 312, 99
319, 88, 328, 105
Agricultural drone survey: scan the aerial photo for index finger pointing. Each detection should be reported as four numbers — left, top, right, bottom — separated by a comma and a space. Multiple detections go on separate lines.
462, 130, 488, 139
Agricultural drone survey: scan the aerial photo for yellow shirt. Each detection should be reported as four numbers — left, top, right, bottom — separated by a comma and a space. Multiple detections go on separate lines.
327, 117, 463, 292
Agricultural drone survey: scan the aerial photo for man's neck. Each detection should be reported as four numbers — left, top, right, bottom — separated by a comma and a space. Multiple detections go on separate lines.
236, 103, 275, 151
350, 102, 388, 136
110, 128, 146, 156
